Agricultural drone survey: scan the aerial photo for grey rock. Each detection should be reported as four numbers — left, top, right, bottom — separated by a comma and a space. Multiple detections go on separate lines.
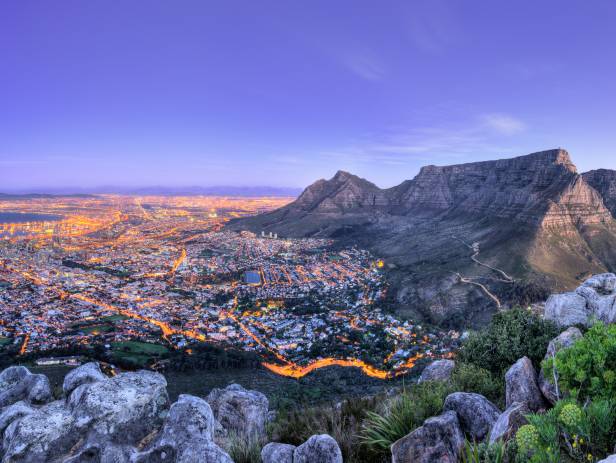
443, 392, 501, 441
294, 434, 343, 463
391, 411, 464, 463
539, 327, 583, 404
2, 400, 78, 463
0, 366, 52, 407
135, 393, 232, 463
261, 442, 296, 463
63, 362, 107, 397
207, 383, 269, 437
582, 273, 616, 294
489, 402, 530, 444
576, 285, 616, 323
418, 360, 455, 383
505, 357, 545, 411
544, 292, 589, 327
597, 455, 616, 463
68, 370, 169, 445
0, 401, 33, 436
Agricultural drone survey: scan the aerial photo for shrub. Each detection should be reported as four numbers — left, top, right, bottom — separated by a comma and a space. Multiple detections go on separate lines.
459, 308, 558, 377
359, 381, 452, 453
450, 362, 504, 407
544, 322, 616, 402
460, 439, 508, 463
269, 396, 385, 463
515, 398, 616, 462
225, 432, 264, 463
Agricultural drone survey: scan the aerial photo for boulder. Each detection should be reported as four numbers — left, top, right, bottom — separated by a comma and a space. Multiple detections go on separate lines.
206, 383, 269, 437
505, 357, 545, 411
0, 400, 33, 435
0, 366, 52, 407
294, 434, 343, 463
261, 442, 296, 463
418, 360, 455, 383
391, 411, 464, 463
582, 273, 616, 294
489, 402, 530, 444
2, 400, 78, 462
443, 392, 500, 441
539, 327, 583, 404
544, 292, 589, 327
135, 394, 232, 463
598, 456, 616, 463
68, 370, 169, 445
62, 362, 106, 397
576, 285, 616, 323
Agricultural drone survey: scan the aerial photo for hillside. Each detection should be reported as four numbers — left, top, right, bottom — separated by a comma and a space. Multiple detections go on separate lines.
229, 149, 616, 328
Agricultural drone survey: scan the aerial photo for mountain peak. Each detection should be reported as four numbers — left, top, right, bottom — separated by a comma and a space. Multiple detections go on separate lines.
332, 170, 356, 182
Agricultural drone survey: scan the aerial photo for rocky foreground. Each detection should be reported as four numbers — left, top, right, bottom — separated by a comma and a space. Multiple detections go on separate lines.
0, 363, 342, 463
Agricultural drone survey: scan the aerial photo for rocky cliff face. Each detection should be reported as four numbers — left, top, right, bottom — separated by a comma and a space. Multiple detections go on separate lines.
229, 149, 616, 328
583, 169, 616, 218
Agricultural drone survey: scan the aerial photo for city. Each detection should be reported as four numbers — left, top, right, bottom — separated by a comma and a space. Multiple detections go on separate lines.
0, 195, 458, 380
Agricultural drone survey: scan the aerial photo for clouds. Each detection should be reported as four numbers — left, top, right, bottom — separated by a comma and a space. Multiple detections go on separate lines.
481, 113, 526, 135
343, 53, 386, 81
318, 112, 528, 168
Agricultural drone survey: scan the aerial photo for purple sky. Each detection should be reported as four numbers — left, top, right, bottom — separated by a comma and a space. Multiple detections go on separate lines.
1, 0, 616, 191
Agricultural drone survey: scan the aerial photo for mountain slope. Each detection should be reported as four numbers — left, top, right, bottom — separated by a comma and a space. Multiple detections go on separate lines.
583, 169, 616, 218
229, 149, 616, 328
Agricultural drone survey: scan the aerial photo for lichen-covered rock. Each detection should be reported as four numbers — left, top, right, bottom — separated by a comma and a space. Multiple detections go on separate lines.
206, 383, 269, 437
294, 434, 343, 463
261, 442, 296, 463
582, 273, 616, 294
539, 327, 583, 404
489, 402, 530, 444
505, 357, 545, 411
576, 285, 616, 323
2, 400, 78, 462
0, 401, 33, 435
0, 366, 52, 407
544, 292, 589, 327
68, 370, 169, 444
62, 362, 107, 397
418, 359, 455, 383
597, 455, 616, 463
135, 394, 232, 463
443, 392, 501, 441
391, 411, 464, 463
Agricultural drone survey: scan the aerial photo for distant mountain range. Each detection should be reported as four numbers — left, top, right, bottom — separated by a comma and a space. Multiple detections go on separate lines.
0, 186, 302, 198
230, 149, 616, 328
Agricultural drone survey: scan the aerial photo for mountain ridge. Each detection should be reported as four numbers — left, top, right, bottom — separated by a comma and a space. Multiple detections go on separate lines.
229, 149, 616, 328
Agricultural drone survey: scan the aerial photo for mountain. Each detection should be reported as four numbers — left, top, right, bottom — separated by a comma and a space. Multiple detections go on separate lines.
583, 169, 616, 217
229, 149, 616, 328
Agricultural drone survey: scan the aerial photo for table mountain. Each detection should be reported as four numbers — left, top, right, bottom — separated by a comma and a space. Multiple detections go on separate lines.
583, 169, 616, 217
229, 149, 616, 328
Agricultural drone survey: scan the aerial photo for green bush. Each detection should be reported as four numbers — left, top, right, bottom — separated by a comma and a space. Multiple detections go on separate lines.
515, 398, 616, 462
225, 432, 264, 463
459, 308, 558, 377
543, 322, 616, 402
451, 362, 504, 407
461, 439, 509, 463
359, 381, 452, 453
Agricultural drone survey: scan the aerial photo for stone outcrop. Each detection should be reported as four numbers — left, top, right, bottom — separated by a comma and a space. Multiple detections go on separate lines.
261, 442, 296, 463
0, 366, 52, 407
489, 401, 530, 444
505, 357, 545, 411
0, 365, 233, 463
418, 359, 455, 383
544, 273, 616, 327
443, 392, 501, 441
62, 362, 107, 397
206, 383, 270, 437
293, 434, 343, 463
390, 411, 464, 463
598, 455, 616, 463
538, 327, 583, 404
